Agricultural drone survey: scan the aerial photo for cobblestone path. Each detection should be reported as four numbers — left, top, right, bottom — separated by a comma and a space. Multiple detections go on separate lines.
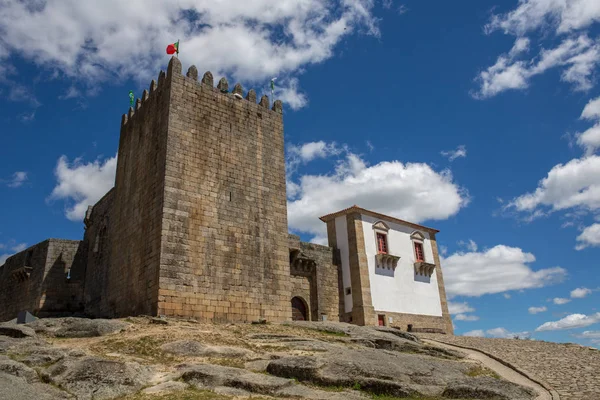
417, 333, 600, 400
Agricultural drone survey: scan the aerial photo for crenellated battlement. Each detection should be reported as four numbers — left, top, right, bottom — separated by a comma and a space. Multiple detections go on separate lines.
121, 56, 283, 127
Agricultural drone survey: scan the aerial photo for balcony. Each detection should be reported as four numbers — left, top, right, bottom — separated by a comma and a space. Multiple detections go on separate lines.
375, 253, 400, 269
11, 266, 33, 282
414, 261, 436, 277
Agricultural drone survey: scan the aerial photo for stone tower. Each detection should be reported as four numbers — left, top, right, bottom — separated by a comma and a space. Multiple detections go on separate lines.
85, 57, 292, 322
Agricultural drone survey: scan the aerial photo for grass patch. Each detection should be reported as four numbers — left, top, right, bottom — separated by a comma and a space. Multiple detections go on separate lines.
97, 336, 174, 363
117, 387, 232, 400
205, 357, 245, 369
320, 330, 349, 337
464, 365, 500, 379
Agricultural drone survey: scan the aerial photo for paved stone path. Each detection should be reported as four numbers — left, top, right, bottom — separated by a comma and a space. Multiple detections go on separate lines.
417, 333, 600, 400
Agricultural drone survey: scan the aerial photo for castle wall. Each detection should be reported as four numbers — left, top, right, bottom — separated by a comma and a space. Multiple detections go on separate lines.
101, 69, 172, 317
0, 239, 83, 322
82, 189, 114, 316
157, 58, 291, 322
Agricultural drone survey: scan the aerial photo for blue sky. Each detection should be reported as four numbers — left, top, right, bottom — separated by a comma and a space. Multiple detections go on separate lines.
1, 0, 599, 347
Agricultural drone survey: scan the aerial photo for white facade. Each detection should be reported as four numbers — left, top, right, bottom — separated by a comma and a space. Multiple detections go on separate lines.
360, 214, 442, 317
335, 216, 353, 313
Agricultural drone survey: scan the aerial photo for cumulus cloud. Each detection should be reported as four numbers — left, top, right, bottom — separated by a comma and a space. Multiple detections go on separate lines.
0, 0, 380, 109
529, 306, 547, 314
573, 330, 600, 344
286, 145, 469, 241
463, 330, 485, 337
4, 171, 28, 188
448, 301, 475, 315
536, 312, 600, 331
507, 155, 600, 215
576, 96, 600, 155
475, 35, 600, 99
455, 314, 479, 321
48, 155, 117, 221
442, 245, 567, 298
440, 145, 467, 162
576, 223, 600, 250
571, 287, 593, 298
485, 0, 600, 35
553, 297, 571, 305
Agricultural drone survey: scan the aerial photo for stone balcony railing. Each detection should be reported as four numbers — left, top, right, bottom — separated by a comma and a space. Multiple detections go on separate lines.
375, 253, 400, 269
414, 261, 436, 277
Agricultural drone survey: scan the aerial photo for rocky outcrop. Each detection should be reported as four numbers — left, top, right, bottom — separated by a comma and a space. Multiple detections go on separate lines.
26, 318, 129, 338
161, 340, 255, 358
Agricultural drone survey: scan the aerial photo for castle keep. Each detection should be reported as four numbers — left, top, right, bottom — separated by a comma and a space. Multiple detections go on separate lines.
0, 57, 453, 334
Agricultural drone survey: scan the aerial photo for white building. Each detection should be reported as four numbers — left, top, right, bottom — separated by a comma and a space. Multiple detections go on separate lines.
320, 205, 453, 334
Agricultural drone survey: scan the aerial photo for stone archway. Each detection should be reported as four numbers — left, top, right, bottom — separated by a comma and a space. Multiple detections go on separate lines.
291, 296, 308, 321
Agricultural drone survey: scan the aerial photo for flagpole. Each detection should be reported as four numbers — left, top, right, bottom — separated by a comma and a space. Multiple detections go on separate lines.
177, 39, 180, 57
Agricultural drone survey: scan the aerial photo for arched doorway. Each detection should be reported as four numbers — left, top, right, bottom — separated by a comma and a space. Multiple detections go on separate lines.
291, 296, 308, 321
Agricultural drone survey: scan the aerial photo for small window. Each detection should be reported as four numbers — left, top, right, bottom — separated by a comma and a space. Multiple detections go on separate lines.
376, 233, 388, 254
414, 242, 424, 262
345, 287, 352, 295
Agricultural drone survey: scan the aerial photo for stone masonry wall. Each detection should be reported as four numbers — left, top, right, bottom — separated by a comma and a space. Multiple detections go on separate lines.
0, 241, 49, 321
101, 67, 172, 317
0, 239, 83, 321
298, 242, 340, 322
37, 239, 84, 317
82, 189, 114, 317
157, 58, 292, 322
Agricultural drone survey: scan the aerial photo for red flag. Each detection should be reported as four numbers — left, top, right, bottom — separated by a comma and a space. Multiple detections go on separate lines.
166, 41, 179, 55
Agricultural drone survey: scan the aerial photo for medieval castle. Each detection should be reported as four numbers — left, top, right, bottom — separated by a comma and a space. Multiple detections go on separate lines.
0, 57, 453, 334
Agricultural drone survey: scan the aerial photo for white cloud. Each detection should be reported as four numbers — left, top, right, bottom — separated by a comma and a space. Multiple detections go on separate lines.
440, 145, 467, 162
475, 35, 600, 98
503, 293, 511, 299
485, 0, 600, 35
0, 240, 27, 266
288, 141, 342, 164
455, 314, 479, 321
508, 155, 600, 215
0, 0, 380, 109
287, 148, 469, 241
573, 330, 600, 344
439, 245, 448, 256
576, 223, 600, 250
457, 239, 478, 252
571, 287, 593, 298
529, 306, 547, 314
59, 86, 81, 100
576, 124, 600, 155
442, 245, 567, 297
486, 327, 531, 339
536, 312, 600, 331
5, 171, 28, 188
463, 329, 485, 337
48, 155, 117, 221
448, 301, 475, 315
581, 96, 600, 120
553, 297, 571, 305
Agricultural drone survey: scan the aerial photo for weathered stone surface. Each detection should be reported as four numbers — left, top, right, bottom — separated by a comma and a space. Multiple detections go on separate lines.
0, 322, 36, 338
26, 318, 128, 338
442, 377, 535, 400
161, 340, 254, 358
0, 372, 72, 400
47, 356, 152, 400
277, 383, 369, 399
0, 356, 40, 382
18, 346, 69, 367
266, 347, 534, 399
180, 363, 294, 394
142, 381, 189, 394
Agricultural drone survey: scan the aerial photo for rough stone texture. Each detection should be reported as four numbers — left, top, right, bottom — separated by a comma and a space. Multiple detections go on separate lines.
47, 356, 152, 400
0, 373, 73, 400
0, 322, 37, 338
161, 340, 254, 358
81, 189, 114, 317
26, 317, 129, 338
0, 239, 84, 322
158, 57, 291, 323
419, 333, 600, 400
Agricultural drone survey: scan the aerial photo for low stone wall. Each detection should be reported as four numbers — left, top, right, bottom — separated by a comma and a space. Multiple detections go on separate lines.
373, 309, 449, 333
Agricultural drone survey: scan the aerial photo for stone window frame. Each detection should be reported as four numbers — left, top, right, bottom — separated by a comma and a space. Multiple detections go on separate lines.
372, 221, 390, 255
410, 231, 426, 262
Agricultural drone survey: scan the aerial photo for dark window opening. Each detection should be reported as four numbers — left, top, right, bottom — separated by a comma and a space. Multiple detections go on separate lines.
407, 324, 413, 332
378, 314, 385, 326
345, 287, 351, 295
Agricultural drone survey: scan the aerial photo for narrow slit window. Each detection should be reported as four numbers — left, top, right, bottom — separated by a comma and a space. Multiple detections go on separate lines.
376, 233, 387, 254
414, 242, 424, 262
